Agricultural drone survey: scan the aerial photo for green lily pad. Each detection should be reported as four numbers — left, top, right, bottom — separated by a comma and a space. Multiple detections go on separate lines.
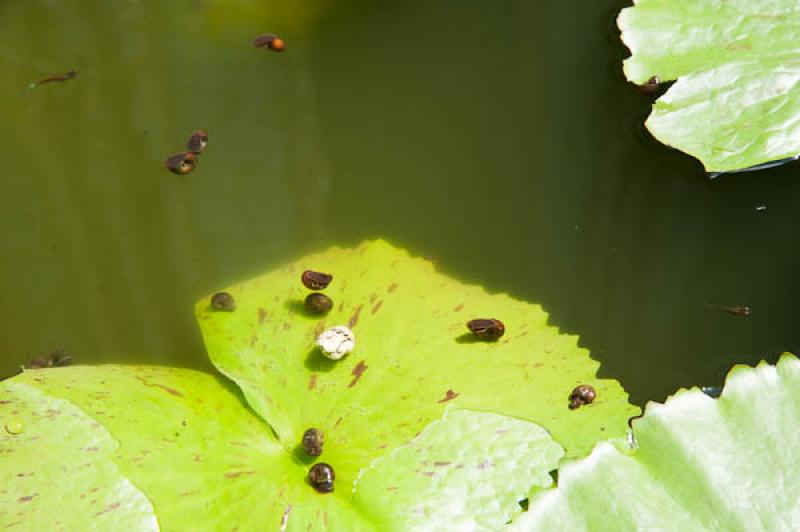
0, 379, 157, 530
354, 409, 565, 531
5, 367, 570, 530
196, 240, 638, 492
618, 0, 800, 173
510, 353, 800, 530
6, 366, 374, 531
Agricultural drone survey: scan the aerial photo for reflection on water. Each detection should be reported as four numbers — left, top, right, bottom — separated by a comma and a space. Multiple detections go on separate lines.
2, 0, 800, 404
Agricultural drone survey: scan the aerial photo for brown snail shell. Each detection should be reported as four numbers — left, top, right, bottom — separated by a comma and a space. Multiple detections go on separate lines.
302, 428, 324, 456
211, 292, 236, 311
466, 319, 505, 340
186, 130, 208, 154
308, 463, 335, 493
304, 293, 333, 314
253, 34, 285, 52
569, 384, 597, 410
301, 270, 333, 290
165, 152, 197, 175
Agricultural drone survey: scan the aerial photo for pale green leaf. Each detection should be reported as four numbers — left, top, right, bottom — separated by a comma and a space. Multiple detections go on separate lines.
354, 409, 565, 532
0, 380, 157, 531
618, 0, 800, 172
196, 239, 638, 496
7, 366, 374, 531
510, 353, 800, 530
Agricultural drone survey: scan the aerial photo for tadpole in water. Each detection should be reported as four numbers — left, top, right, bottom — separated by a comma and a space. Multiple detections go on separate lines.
302, 270, 333, 290
569, 385, 596, 410
253, 34, 285, 52
466, 319, 505, 340
211, 292, 236, 311
706, 303, 751, 316
165, 152, 197, 175
35, 70, 77, 85
308, 463, 335, 493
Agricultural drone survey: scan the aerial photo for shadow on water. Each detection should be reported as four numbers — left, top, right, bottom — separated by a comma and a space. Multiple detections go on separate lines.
1, 0, 799, 408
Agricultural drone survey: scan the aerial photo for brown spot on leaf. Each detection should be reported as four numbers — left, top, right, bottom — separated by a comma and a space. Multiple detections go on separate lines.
135, 376, 184, 397
308, 374, 318, 390
348, 361, 368, 388
250, 335, 257, 347
225, 471, 256, 479
434, 461, 452, 467
348, 304, 364, 328
258, 308, 267, 324
282, 322, 291, 330
180, 491, 200, 497
0, 400, 11, 404
369, 293, 378, 303
333, 417, 343, 429
371, 300, 383, 315
388, 283, 398, 293
18, 494, 38, 503
422, 472, 435, 477
437, 390, 459, 403
95, 502, 120, 517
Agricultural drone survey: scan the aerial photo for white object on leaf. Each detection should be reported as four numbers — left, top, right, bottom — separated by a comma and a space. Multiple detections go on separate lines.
316, 326, 355, 360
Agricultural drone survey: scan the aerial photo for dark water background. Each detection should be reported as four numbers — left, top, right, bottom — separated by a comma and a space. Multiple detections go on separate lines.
1, 0, 798, 405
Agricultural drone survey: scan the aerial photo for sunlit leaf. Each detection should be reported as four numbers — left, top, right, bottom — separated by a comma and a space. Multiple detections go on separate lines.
196, 240, 638, 493
6, 366, 374, 531
354, 409, 564, 531
510, 353, 800, 530
0, 379, 157, 530
619, 0, 800, 173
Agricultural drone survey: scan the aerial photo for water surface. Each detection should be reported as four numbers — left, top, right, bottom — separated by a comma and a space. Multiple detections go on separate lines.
2, 0, 799, 404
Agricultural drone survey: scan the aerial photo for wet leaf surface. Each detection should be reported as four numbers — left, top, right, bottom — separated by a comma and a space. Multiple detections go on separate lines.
354, 409, 564, 531
511, 354, 800, 530
619, 0, 800, 173
196, 240, 638, 491
0, 378, 157, 531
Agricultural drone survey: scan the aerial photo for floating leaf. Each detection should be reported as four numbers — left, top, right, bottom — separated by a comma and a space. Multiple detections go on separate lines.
0, 379, 157, 530
3, 368, 566, 530
510, 353, 800, 530
196, 240, 638, 493
5, 366, 374, 530
354, 409, 565, 531
618, 0, 800, 173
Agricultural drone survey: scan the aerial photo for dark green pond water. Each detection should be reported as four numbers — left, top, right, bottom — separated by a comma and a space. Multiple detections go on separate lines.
2, 0, 799, 405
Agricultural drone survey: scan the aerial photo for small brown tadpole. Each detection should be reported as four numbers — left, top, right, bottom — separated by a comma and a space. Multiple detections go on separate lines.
466, 319, 505, 340
305, 293, 333, 315
569, 385, 596, 410
253, 33, 285, 52
302, 428, 324, 456
308, 463, 335, 493
36, 70, 78, 85
706, 302, 751, 316
165, 152, 197, 175
637, 76, 660, 95
186, 130, 208, 154
210, 292, 236, 311
301, 270, 333, 290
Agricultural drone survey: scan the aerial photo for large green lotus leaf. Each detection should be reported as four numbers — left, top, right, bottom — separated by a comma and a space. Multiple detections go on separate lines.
0, 380, 158, 530
7, 366, 374, 531
354, 409, 565, 531
509, 353, 800, 530
196, 240, 638, 491
618, 0, 800, 173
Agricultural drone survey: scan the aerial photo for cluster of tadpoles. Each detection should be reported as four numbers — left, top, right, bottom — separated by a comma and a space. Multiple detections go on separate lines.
207, 266, 598, 494
165, 130, 208, 175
